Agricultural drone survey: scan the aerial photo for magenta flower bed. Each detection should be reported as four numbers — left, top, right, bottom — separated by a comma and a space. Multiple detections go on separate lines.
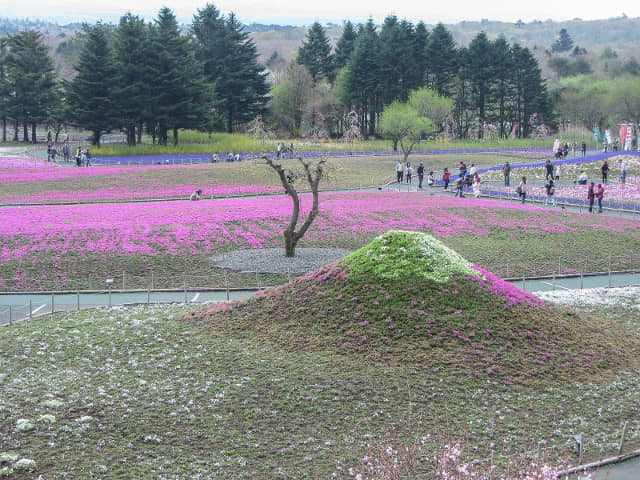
0, 157, 56, 169
0, 162, 281, 203
3, 192, 638, 263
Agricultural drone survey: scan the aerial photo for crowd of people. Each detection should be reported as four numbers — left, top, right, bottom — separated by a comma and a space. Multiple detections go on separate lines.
392, 154, 629, 214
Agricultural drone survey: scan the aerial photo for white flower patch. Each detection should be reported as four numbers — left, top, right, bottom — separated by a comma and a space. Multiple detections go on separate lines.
533, 286, 640, 308
76, 415, 94, 423
41, 398, 64, 408
0, 453, 19, 464
15, 418, 35, 432
13, 458, 37, 471
37, 414, 56, 424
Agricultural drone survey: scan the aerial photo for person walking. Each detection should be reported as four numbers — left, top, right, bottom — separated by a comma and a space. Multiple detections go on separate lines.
516, 176, 527, 204
442, 168, 450, 191
472, 173, 481, 198
587, 182, 595, 213
596, 183, 604, 213
581, 142, 586, 156
544, 179, 556, 207
545, 160, 554, 181
601, 160, 609, 184
620, 160, 627, 184
454, 176, 465, 197
396, 160, 404, 183
417, 162, 425, 189
503, 161, 511, 186
405, 162, 413, 184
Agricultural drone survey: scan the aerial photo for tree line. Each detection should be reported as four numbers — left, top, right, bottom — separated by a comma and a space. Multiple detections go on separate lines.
292, 18, 553, 140
0, 7, 553, 145
0, 5, 268, 146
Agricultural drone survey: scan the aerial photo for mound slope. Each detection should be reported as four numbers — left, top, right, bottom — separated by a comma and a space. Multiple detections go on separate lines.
188, 231, 640, 383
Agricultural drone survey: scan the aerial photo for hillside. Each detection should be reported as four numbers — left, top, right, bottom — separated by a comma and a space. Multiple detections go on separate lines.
187, 231, 640, 384
2, 16, 640, 81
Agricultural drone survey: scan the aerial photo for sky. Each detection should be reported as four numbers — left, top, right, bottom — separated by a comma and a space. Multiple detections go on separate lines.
2, 0, 639, 26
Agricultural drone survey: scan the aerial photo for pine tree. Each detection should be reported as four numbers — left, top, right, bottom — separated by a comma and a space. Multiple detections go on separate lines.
512, 44, 552, 137
467, 32, 494, 138
345, 19, 381, 137
551, 28, 573, 53
425, 23, 457, 97
5, 31, 57, 143
297, 21, 334, 82
113, 13, 153, 146
149, 7, 208, 145
491, 37, 514, 139
334, 21, 357, 70
413, 22, 429, 88
192, 7, 269, 133
378, 16, 419, 104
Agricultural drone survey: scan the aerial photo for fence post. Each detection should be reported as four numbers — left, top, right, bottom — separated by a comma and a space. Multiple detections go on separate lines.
151, 272, 155, 290
552, 270, 556, 291
108, 284, 112, 308
256, 271, 260, 289
522, 275, 526, 291
619, 421, 629, 454
122, 271, 126, 290
608, 253, 612, 288
224, 270, 229, 301
77, 291, 80, 311
51, 293, 55, 317
9, 305, 11, 326
184, 272, 187, 304
533, 259, 536, 276
558, 257, 561, 275
29, 299, 32, 321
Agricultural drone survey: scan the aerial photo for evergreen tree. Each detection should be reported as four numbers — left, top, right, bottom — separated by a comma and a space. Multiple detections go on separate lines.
344, 19, 381, 136
192, 6, 269, 133
0, 38, 9, 142
413, 22, 429, 88
5, 31, 57, 143
113, 13, 153, 145
425, 23, 457, 97
512, 44, 552, 137
334, 21, 357, 70
378, 16, 420, 104
150, 7, 208, 145
551, 28, 573, 53
491, 37, 514, 139
467, 32, 493, 138
64, 24, 117, 146
297, 21, 334, 82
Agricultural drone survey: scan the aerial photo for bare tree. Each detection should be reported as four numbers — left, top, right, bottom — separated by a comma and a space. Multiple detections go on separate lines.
263, 155, 328, 257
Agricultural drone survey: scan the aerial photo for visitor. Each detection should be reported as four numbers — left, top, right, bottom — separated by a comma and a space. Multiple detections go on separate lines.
555, 164, 561, 181
85, 148, 91, 167
503, 161, 511, 186
454, 176, 465, 197
442, 168, 450, 190
405, 162, 412, 184
80, 150, 87, 167
289, 143, 294, 159
276, 142, 283, 159
190, 189, 203, 201
396, 160, 403, 183
75, 147, 82, 167
544, 179, 556, 207
545, 160, 554, 181
458, 161, 467, 177
516, 176, 527, 204
620, 160, 627, 184
576, 171, 588, 185
587, 182, 595, 213
601, 160, 609, 184
234, 153, 240, 162
427, 171, 435, 187
469, 163, 477, 177
596, 183, 604, 213
472, 173, 481, 198
211, 153, 218, 163
417, 162, 425, 189
581, 142, 586, 156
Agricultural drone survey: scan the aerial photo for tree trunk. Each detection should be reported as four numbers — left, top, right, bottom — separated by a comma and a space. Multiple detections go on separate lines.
13, 119, 18, 141
284, 229, 296, 257
2, 117, 5, 142
173, 127, 178, 145
32, 124, 37, 143
23, 123, 29, 142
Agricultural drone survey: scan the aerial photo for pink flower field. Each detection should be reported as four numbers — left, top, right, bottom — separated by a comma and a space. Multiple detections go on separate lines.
2, 191, 639, 290
0, 161, 282, 203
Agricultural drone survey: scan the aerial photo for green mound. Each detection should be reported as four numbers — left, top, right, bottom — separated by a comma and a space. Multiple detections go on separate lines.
187, 231, 640, 384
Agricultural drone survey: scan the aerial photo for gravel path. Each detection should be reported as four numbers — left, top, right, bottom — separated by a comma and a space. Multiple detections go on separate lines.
210, 248, 354, 274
